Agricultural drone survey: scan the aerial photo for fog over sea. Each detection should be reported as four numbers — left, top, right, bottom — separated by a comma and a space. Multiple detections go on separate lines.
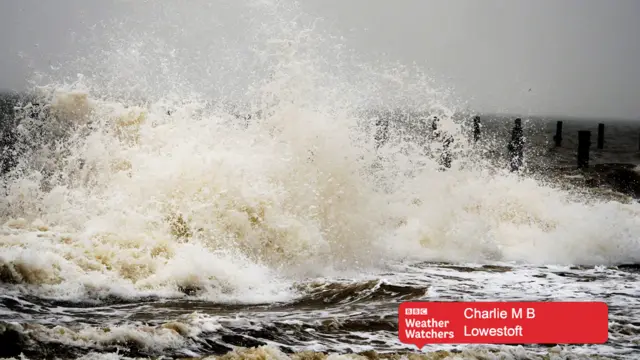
1, 1, 640, 359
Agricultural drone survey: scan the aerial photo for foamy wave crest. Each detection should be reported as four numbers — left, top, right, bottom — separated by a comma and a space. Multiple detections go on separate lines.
1, 0, 640, 302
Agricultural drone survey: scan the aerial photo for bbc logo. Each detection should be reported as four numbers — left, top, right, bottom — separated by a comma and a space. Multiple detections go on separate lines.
405, 308, 428, 315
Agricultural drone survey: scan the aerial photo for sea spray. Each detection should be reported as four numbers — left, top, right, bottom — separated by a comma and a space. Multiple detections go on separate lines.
0, 0, 639, 306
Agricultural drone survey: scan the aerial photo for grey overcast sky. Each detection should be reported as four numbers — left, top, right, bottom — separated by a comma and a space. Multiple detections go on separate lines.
1, 0, 639, 119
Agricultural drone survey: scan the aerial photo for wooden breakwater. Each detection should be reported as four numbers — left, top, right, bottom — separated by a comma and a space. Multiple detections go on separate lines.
390, 115, 640, 199
2, 90, 640, 200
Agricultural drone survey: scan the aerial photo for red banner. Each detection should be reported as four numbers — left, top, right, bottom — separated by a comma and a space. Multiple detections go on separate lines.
398, 301, 608, 347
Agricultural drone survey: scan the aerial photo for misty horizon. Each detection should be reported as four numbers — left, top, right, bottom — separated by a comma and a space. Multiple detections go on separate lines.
1, 89, 636, 123
1, 1, 640, 119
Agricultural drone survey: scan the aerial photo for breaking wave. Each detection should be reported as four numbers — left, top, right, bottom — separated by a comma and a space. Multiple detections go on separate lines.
0, 0, 639, 307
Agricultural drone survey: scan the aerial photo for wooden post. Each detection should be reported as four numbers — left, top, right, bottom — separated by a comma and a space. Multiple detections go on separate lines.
553, 120, 563, 147
440, 135, 453, 169
374, 117, 389, 149
473, 116, 481, 142
432, 116, 452, 169
597, 123, 604, 149
508, 118, 524, 172
577, 130, 591, 169
432, 116, 439, 135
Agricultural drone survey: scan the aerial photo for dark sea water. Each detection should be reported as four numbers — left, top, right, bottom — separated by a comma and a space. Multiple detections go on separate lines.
475, 115, 640, 168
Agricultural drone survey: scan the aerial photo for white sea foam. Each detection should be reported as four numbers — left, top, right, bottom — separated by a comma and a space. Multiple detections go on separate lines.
1, 0, 639, 305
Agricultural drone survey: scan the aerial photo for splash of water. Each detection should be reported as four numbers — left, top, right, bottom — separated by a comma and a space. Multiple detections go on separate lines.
1, 0, 639, 303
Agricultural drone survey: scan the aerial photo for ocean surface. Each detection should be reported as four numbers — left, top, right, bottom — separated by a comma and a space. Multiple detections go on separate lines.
1, 1, 640, 359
